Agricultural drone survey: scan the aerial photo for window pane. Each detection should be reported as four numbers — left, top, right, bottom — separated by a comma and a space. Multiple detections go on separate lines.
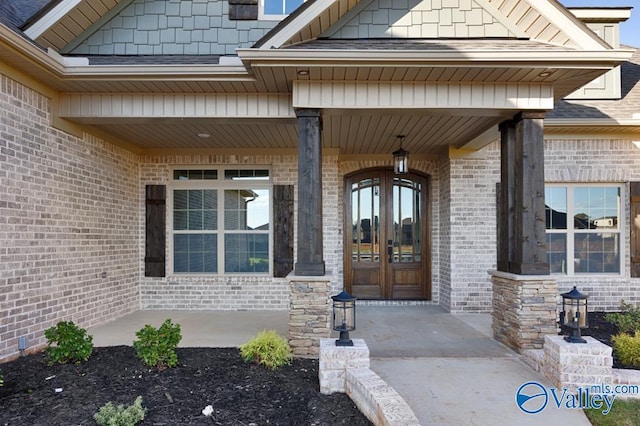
224, 169, 270, 180
225, 234, 269, 273
224, 189, 270, 231
574, 187, 620, 230
547, 234, 567, 274
174, 234, 217, 273
264, 0, 284, 14
574, 233, 620, 274
173, 169, 217, 180
545, 187, 567, 229
174, 190, 217, 231
285, 0, 304, 14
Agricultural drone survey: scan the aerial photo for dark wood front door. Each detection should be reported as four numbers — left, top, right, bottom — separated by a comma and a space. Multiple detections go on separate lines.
345, 170, 431, 300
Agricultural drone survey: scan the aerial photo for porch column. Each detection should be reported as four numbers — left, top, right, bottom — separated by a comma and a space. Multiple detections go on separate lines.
492, 111, 557, 352
497, 112, 549, 275
294, 108, 325, 276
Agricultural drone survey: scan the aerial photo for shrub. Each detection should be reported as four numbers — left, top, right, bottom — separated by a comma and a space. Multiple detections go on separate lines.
605, 301, 640, 334
44, 321, 93, 365
133, 319, 182, 370
612, 332, 640, 368
240, 330, 293, 370
94, 396, 146, 426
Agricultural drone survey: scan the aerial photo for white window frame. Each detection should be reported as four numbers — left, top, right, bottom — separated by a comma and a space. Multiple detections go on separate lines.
546, 183, 624, 276
169, 166, 272, 276
259, 0, 305, 20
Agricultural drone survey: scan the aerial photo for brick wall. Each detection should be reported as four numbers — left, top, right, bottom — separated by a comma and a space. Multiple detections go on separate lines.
0, 74, 140, 362
71, 0, 278, 56
447, 147, 500, 312
545, 138, 640, 310
139, 153, 342, 310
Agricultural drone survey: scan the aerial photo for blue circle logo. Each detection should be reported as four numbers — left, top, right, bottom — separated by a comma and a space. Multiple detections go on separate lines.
516, 382, 548, 414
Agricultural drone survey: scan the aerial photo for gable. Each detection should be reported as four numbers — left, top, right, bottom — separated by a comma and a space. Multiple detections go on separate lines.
325, 0, 524, 39
259, 0, 609, 51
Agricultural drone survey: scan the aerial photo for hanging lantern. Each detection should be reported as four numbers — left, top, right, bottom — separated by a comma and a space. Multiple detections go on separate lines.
393, 135, 409, 175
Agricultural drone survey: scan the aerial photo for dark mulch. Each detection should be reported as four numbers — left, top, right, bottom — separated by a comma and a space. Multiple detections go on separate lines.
582, 311, 635, 370
0, 347, 372, 426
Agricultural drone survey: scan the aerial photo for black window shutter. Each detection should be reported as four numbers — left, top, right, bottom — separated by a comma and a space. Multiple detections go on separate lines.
631, 182, 640, 277
145, 185, 166, 277
229, 0, 258, 20
273, 185, 294, 277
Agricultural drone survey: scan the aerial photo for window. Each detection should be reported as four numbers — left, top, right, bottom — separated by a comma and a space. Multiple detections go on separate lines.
260, 0, 304, 19
545, 184, 622, 275
171, 168, 271, 274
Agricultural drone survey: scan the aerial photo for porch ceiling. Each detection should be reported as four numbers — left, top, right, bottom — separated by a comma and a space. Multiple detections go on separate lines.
85, 111, 503, 154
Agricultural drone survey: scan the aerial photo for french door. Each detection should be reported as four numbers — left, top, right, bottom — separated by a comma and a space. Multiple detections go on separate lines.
345, 170, 430, 299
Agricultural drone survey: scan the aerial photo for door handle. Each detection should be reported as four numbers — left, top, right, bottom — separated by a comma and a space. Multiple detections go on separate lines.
387, 240, 393, 263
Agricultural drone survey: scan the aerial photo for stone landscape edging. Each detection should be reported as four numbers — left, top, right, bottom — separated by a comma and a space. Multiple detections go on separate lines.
318, 338, 420, 426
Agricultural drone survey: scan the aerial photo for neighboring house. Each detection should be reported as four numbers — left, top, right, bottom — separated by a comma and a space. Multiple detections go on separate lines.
0, 0, 638, 360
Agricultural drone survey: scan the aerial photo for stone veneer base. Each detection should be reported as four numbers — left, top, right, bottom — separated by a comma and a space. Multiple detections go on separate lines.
288, 275, 332, 358
490, 271, 558, 352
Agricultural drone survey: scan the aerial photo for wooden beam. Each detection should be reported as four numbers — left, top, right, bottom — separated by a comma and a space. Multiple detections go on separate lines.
294, 108, 325, 276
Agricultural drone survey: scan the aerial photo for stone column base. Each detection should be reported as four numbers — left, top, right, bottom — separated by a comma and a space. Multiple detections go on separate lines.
490, 270, 557, 352
543, 335, 613, 393
288, 274, 332, 358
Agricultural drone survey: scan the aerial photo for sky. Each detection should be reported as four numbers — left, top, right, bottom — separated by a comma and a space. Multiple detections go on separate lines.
560, 0, 639, 47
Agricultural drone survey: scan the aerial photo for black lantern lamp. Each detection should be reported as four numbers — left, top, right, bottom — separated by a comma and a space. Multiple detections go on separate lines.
561, 286, 589, 343
393, 135, 409, 175
332, 291, 356, 346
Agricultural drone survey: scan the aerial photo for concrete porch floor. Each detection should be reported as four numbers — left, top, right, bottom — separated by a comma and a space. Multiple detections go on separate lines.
89, 306, 590, 426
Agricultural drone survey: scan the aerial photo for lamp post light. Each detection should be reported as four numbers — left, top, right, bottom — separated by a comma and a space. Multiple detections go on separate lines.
332, 291, 356, 346
561, 286, 589, 344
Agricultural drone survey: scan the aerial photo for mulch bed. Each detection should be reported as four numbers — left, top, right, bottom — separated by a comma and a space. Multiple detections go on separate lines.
582, 311, 634, 370
0, 346, 372, 425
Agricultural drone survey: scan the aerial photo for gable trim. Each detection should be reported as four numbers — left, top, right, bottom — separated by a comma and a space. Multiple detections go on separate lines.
319, 0, 375, 38
24, 0, 84, 40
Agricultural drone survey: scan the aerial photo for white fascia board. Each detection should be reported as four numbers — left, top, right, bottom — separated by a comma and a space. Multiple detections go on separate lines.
24, 0, 84, 40
525, 0, 611, 50
569, 8, 632, 23
546, 118, 640, 127
237, 48, 634, 66
62, 65, 251, 79
257, 0, 338, 49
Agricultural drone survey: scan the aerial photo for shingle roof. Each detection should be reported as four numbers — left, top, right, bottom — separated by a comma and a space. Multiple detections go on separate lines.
549, 46, 640, 120
283, 38, 574, 51
82, 55, 222, 65
0, 0, 52, 30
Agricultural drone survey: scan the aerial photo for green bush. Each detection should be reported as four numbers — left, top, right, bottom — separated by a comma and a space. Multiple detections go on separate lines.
133, 319, 182, 370
94, 396, 146, 426
605, 301, 640, 334
612, 332, 640, 368
240, 330, 293, 370
44, 321, 93, 365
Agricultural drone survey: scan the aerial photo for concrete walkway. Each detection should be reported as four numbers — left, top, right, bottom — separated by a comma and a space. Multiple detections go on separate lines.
89, 306, 591, 426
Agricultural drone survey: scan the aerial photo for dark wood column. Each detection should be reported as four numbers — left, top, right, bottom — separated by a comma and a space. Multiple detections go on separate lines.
498, 111, 549, 275
497, 120, 515, 273
294, 108, 325, 276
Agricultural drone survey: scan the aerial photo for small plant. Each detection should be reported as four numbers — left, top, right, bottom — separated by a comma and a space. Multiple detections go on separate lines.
133, 319, 181, 370
44, 320, 93, 365
612, 332, 640, 368
94, 396, 146, 426
240, 330, 292, 370
605, 301, 640, 334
